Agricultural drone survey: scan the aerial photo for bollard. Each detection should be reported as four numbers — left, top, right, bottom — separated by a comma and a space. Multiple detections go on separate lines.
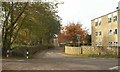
6, 50, 9, 57
26, 50, 29, 59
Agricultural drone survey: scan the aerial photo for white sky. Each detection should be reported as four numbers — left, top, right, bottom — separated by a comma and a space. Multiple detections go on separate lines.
57, 0, 120, 34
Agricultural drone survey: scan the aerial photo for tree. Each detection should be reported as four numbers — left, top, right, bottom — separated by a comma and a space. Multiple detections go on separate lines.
15, 2, 61, 45
58, 22, 88, 46
58, 32, 66, 43
2, 2, 28, 55
1, 2, 61, 56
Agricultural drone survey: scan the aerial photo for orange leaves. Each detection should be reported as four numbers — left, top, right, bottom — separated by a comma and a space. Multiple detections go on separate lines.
58, 22, 88, 43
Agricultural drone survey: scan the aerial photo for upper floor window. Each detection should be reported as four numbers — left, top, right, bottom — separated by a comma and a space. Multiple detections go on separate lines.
108, 18, 112, 23
113, 16, 117, 22
108, 29, 112, 35
108, 14, 112, 23
99, 31, 102, 35
95, 22, 98, 26
95, 18, 101, 26
95, 32, 98, 36
114, 29, 118, 34
98, 21, 101, 26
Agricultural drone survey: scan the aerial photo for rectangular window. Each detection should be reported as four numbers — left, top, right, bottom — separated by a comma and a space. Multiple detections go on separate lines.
99, 31, 102, 35
108, 18, 112, 23
95, 32, 98, 36
108, 29, 112, 35
95, 22, 98, 26
113, 16, 117, 22
114, 42, 118, 46
114, 29, 118, 34
109, 42, 112, 46
99, 21, 101, 26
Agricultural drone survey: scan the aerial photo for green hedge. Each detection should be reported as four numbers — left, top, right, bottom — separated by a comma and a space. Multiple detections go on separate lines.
11, 44, 55, 58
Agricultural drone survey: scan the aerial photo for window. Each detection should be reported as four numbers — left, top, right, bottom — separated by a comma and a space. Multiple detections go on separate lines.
99, 21, 101, 26
114, 42, 118, 46
109, 42, 112, 46
113, 16, 117, 22
108, 29, 112, 35
95, 32, 98, 36
99, 31, 102, 35
96, 42, 102, 46
108, 18, 112, 23
114, 29, 118, 34
95, 22, 98, 26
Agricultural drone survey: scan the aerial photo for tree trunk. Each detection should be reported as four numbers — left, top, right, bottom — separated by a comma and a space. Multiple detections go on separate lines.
2, 37, 11, 56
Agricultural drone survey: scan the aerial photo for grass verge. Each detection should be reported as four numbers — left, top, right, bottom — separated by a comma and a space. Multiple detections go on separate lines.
65, 53, 118, 58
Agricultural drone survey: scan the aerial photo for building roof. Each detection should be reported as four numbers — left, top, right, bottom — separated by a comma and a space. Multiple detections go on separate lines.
91, 9, 120, 21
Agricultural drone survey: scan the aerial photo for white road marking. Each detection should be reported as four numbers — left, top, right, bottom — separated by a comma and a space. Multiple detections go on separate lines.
109, 66, 119, 70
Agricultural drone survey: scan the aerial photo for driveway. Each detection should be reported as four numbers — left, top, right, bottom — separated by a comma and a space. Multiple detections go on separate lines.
2, 47, 119, 70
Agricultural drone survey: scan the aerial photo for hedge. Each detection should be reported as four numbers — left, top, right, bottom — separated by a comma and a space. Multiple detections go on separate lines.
11, 44, 55, 58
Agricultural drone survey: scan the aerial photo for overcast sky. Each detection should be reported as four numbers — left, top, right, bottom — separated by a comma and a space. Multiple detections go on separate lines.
56, 0, 120, 34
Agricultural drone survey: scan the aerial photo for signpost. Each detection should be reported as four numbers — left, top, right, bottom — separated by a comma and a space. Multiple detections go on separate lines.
76, 34, 82, 54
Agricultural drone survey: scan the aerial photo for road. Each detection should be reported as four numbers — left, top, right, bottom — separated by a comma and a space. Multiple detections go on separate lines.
2, 47, 119, 70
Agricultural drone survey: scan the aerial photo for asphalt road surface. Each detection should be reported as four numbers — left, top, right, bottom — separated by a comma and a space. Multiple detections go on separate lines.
2, 47, 119, 70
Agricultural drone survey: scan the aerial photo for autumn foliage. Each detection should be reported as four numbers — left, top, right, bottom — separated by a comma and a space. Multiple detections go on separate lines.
58, 22, 88, 45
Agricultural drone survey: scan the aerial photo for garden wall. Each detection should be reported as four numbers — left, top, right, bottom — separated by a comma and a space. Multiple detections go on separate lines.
65, 46, 118, 55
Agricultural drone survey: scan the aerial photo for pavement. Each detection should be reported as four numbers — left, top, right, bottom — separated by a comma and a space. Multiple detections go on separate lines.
2, 47, 119, 70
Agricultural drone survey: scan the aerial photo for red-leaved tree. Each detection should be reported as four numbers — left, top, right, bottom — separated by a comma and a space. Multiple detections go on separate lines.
58, 22, 88, 45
